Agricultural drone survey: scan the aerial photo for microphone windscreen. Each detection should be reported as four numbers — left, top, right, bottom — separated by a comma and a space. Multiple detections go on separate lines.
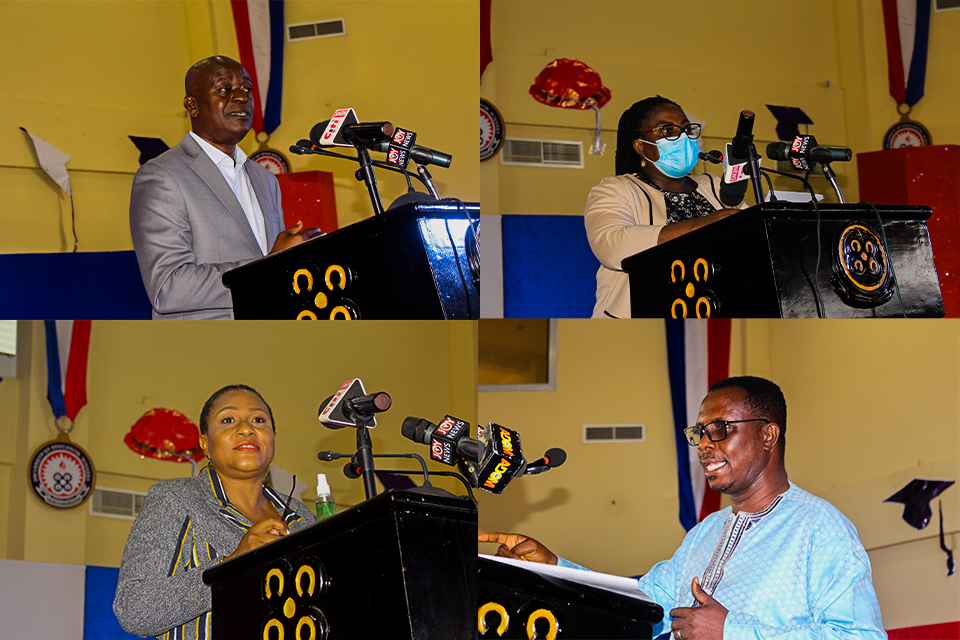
309, 120, 331, 146
766, 141, 789, 161
401, 416, 432, 443
545, 447, 567, 468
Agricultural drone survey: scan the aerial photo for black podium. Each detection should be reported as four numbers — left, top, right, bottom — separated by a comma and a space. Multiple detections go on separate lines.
222, 202, 479, 319
478, 557, 663, 639
622, 203, 944, 318
203, 490, 477, 640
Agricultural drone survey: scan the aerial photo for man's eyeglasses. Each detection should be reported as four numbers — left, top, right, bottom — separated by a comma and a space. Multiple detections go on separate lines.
638, 123, 702, 141
684, 419, 770, 446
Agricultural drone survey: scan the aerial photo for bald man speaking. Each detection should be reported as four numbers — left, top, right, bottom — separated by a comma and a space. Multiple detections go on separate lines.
130, 56, 319, 319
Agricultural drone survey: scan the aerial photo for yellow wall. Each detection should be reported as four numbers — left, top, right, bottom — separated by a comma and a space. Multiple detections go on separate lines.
0, 320, 478, 568
481, 1, 960, 215
477, 318, 960, 630
0, 0, 478, 254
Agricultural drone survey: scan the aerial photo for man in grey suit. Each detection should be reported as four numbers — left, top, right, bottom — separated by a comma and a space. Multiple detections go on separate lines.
130, 56, 320, 319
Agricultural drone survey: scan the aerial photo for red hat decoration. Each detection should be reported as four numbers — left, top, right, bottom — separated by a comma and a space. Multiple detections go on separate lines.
124, 408, 205, 473
529, 58, 611, 154
529, 58, 611, 110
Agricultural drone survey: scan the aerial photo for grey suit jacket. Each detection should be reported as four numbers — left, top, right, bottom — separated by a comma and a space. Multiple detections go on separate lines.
113, 466, 315, 638
130, 133, 285, 319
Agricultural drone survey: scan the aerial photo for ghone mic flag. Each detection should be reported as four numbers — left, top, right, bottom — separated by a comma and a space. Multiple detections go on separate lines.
319, 379, 387, 429
310, 108, 395, 149
719, 110, 756, 207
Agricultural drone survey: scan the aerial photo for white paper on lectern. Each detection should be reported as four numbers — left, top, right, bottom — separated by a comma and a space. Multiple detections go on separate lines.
765, 190, 825, 203
479, 554, 655, 602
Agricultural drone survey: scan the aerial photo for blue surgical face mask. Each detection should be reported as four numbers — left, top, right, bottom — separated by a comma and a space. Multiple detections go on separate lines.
641, 134, 699, 178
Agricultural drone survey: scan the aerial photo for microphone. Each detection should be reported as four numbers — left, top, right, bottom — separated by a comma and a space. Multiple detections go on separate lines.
766, 136, 852, 170
318, 379, 389, 429
523, 448, 567, 475
699, 150, 722, 164
368, 139, 453, 169
290, 139, 316, 155
309, 110, 394, 149
719, 110, 755, 207
401, 415, 481, 466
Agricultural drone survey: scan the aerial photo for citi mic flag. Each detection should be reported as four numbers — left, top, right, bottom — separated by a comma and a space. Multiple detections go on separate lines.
665, 319, 731, 532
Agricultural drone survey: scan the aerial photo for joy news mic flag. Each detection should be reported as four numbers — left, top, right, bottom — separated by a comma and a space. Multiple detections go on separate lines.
230, 0, 285, 135
665, 319, 731, 532
44, 321, 91, 425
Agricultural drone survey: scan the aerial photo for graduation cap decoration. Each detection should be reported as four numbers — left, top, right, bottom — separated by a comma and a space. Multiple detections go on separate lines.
765, 105, 814, 142
885, 478, 956, 576
124, 408, 205, 475
884, 478, 954, 530
129, 136, 170, 165
530, 58, 611, 155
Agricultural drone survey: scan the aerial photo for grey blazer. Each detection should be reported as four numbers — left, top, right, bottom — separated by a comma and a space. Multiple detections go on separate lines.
130, 133, 285, 319
113, 466, 315, 639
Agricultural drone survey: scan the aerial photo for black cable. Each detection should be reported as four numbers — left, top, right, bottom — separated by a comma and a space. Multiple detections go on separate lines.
861, 201, 906, 317
761, 172, 776, 201
291, 145, 431, 191
372, 468, 477, 508
758, 169, 825, 317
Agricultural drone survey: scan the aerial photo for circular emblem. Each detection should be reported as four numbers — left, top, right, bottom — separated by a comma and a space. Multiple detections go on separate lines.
883, 106, 931, 149
29, 437, 95, 509
480, 99, 504, 162
252, 149, 290, 175
831, 223, 894, 307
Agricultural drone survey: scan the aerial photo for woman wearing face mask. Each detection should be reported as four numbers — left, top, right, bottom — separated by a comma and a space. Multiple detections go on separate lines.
584, 96, 744, 318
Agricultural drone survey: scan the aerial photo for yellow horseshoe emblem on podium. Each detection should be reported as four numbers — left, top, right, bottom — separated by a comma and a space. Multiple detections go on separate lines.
292, 269, 313, 295
265, 568, 284, 599
478, 602, 509, 636
525, 608, 559, 639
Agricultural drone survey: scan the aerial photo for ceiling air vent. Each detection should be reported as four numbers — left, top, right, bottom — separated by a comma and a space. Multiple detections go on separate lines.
89, 487, 147, 520
287, 18, 347, 42
501, 138, 583, 168
583, 424, 645, 443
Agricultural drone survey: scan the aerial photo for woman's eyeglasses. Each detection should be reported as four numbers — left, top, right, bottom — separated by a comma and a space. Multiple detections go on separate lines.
638, 123, 702, 141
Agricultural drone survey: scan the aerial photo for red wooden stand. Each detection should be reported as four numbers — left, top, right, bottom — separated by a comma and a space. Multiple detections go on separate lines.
857, 145, 960, 317
276, 170, 339, 232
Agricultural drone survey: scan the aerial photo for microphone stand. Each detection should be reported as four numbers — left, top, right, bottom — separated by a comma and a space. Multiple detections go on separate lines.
344, 412, 379, 499
744, 143, 765, 204
353, 145, 385, 215
821, 162, 845, 203
415, 163, 441, 200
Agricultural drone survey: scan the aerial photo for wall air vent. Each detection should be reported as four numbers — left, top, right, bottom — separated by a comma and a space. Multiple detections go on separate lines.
501, 138, 583, 168
287, 18, 347, 42
583, 424, 645, 443
89, 487, 146, 520
935, 0, 960, 11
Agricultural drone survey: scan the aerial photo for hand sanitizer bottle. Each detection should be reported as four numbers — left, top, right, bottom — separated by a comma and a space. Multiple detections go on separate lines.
315, 473, 336, 520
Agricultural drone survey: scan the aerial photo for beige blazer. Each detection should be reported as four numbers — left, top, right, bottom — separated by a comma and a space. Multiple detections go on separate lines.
584, 173, 727, 318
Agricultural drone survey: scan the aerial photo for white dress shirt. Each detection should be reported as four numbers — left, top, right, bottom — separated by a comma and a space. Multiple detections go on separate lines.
189, 131, 268, 254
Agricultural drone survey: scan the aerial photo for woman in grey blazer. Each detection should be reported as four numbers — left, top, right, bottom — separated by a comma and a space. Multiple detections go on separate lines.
113, 384, 316, 639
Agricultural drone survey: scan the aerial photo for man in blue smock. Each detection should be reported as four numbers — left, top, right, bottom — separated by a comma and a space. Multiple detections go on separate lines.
479, 376, 886, 640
